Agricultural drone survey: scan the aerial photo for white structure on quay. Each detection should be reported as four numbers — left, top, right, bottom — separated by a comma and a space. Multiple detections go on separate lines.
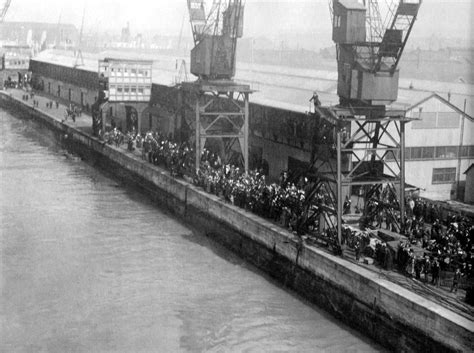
98, 57, 153, 132
386, 93, 474, 201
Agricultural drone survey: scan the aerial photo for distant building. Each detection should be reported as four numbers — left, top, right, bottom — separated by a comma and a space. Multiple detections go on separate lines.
98, 58, 153, 103
0, 45, 31, 88
0, 21, 78, 49
387, 93, 474, 201
98, 57, 153, 132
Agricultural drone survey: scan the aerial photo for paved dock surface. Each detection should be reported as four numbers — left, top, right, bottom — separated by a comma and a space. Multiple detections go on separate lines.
4, 87, 473, 322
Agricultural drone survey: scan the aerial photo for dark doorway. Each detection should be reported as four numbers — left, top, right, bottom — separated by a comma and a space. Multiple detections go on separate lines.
125, 106, 138, 132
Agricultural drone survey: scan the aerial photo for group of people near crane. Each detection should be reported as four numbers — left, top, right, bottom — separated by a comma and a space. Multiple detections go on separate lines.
101, 126, 473, 296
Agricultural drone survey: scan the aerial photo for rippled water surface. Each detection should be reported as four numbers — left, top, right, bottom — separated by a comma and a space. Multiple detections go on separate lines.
0, 108, 383, 352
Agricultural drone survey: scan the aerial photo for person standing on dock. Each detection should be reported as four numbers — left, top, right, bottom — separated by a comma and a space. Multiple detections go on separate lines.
431, 258, 440, 286
450, 268, 461, 293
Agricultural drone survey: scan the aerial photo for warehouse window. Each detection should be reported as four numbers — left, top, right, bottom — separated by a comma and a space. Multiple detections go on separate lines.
469, 146, 474, 157
445, 146, 458, 158
422, 146, 434, 159
410, 147, 422, 160
404, 147, 410, 160
432, 168, 456, 184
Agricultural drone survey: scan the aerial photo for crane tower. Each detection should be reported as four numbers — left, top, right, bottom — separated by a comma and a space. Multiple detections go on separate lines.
308, 0, 421, 252
182, 0, 252, 173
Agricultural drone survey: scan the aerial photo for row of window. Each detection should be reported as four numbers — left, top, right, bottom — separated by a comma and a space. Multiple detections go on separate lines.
386, 145, 474, 161
109, 85, 150, 94
108, 76, 152, 84
108, 67, 150, 76
5, 60, 28, 66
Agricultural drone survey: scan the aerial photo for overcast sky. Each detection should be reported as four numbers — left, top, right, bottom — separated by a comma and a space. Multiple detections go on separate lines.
4, 0, 473, 41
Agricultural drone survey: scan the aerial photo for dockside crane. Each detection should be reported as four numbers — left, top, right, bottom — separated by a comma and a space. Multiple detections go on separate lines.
182, 0, 252, 173
305, 0, 421, 252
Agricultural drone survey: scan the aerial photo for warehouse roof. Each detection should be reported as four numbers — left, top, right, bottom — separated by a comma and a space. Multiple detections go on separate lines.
31, 49, 474, 118
407, 92, 474, 122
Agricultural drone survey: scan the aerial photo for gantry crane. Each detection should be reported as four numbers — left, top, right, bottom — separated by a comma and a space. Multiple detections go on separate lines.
1, 0, 12, 23
182, 0, 252, 173
304, 0, 421, 252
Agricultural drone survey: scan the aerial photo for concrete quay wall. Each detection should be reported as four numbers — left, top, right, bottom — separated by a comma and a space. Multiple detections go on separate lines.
1, 92, 472, 353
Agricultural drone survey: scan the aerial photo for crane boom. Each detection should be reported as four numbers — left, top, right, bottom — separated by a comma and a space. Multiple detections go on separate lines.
1, 0, 12, 23
73, 5, 86, 68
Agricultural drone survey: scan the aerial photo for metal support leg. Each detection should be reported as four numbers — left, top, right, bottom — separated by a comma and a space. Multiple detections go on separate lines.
101, 108, 106, 138
400, 121, 406, 227
337, 130, 343, 249
137, 104, 142, 134
244, 93, 249, 174
195, 98, 200, 173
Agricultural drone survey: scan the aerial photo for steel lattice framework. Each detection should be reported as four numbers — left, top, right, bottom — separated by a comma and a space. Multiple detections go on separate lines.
307, 1, 422, 252
184, 0, 251, 173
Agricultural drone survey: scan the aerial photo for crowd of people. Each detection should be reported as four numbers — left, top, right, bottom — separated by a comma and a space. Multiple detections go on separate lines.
101, 127, 473, 292
101, 128, 332, 238
104, 129, 195, 177
194, 164, 313, 233
395, 208, 473, 286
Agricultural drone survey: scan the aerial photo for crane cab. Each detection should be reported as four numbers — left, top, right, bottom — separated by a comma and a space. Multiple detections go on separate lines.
332, 0, 366, 44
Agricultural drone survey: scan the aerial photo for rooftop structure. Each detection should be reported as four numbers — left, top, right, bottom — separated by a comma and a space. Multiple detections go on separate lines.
98, 57, 153, 102
386, 93, 474, 201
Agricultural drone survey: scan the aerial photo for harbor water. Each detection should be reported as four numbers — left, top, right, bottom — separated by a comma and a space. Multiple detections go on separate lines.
0, 108, 383, 352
